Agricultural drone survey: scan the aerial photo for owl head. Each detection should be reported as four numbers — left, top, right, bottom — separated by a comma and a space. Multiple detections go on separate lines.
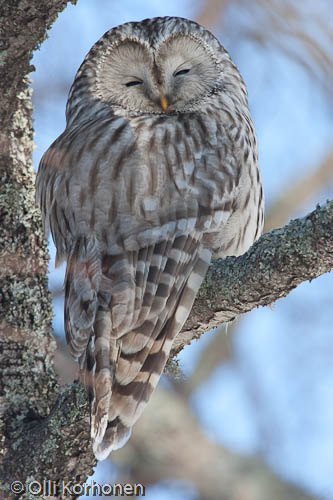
66, 16, 247, 124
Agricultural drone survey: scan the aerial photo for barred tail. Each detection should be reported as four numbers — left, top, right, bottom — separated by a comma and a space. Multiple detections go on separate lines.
92, 247, 211, 461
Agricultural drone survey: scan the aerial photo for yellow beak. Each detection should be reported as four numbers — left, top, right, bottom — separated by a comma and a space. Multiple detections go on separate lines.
160, 95, 168, 112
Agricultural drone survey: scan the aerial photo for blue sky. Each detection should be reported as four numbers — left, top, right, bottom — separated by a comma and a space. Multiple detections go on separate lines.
32, 1, 333, 498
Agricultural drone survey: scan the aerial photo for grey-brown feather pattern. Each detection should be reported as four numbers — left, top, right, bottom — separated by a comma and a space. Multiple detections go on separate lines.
36, 16, 264, 460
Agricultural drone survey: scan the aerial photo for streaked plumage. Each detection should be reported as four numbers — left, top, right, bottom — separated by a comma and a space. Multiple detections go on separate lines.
36, 16, 264, 460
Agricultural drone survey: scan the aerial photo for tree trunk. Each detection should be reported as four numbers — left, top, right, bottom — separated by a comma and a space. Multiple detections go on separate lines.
0, 1, 96, 497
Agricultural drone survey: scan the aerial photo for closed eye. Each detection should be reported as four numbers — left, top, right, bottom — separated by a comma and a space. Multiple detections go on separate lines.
174, 68, 190, 77
125, 80, 142, 87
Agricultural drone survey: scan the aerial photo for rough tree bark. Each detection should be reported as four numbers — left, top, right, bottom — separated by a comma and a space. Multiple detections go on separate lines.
0, 1, 95, 497
172, 201, 333, 356
0, 1, 332, 499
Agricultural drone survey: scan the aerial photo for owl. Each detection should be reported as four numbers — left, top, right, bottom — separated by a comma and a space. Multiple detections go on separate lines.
36, 16, 264, 460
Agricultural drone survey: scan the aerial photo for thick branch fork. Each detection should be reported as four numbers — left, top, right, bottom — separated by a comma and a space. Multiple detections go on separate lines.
172, 201, 333, 354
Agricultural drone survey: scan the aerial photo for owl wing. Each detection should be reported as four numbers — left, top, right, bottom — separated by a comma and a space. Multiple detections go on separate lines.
36, 114, 237, 460
61, 227, 212, 460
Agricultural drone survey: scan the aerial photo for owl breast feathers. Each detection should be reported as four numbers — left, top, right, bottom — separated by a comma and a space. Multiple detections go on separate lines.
36, 16, 264, 460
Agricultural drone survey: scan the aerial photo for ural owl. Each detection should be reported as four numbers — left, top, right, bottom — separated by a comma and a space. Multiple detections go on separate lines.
36, 16, 264, 460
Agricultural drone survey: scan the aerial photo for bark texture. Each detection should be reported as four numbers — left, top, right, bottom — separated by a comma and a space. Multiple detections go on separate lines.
172, 201, 333, 356
0, 1, 95, 498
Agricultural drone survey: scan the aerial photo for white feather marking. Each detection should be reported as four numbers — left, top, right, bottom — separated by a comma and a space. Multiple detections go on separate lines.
169, 247, 181, 261
187, 270, 205, 292
200, 248, 212, 263
95, 336, 110, 352
175, 304, 190, 325
143, 197, 159, 211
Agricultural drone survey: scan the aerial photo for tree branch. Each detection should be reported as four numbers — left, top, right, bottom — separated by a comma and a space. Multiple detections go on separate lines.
171, 200, 333, 356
